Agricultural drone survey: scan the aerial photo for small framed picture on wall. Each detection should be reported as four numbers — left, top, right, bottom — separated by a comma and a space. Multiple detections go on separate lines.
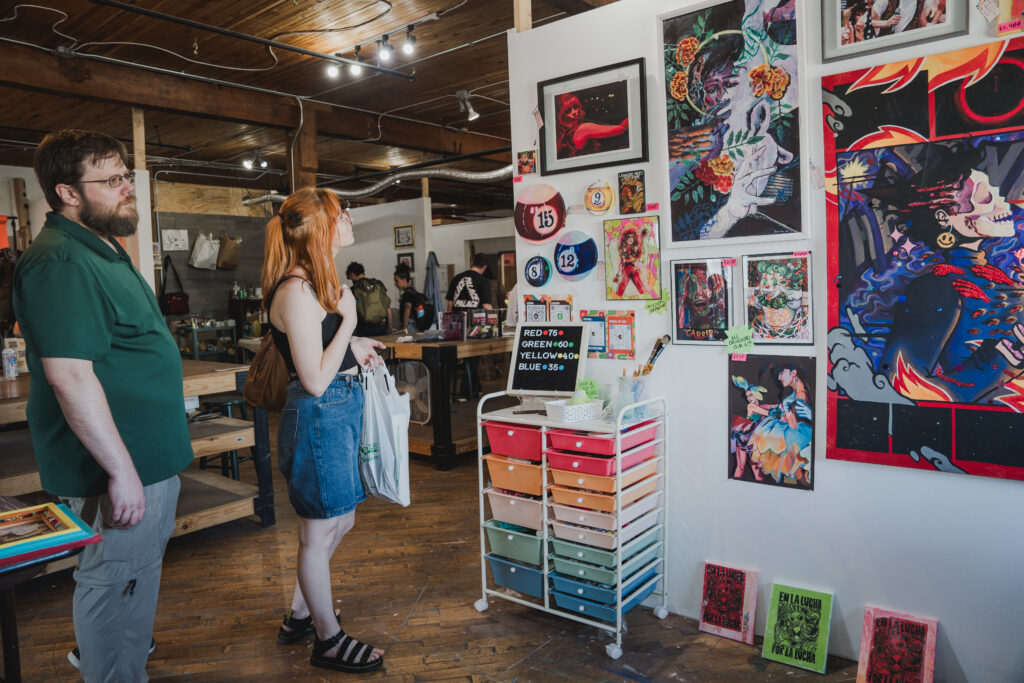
397, 252, 414, 271
394, 224, 414, 248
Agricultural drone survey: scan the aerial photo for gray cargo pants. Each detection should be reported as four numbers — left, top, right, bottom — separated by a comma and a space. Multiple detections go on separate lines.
62, 475, 180, 683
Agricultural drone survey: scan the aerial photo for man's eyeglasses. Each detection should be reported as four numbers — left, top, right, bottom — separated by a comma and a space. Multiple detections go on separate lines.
78, 171, 136, 189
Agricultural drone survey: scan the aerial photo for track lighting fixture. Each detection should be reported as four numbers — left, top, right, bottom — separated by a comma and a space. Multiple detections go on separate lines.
456, 90, 480, 122
325, 63, 339, 78
243, 149, 268, 170
402, 26, 416, 55
350, 45, 363, 75
379, 35, 393, 62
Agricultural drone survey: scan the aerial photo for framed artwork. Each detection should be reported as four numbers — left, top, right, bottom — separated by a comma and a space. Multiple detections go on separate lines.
698, 562, 758, 644
537, 58, 648, 176
761, 584, 833, 674
823, 0, 969, 62
396, 252, 414, 271
393, 224, 414, 248
742, 252, 812, 344
603, 216, 660, 301
663, 0, 802, 244
618, 170, 645, 215
823, 38, 1024, 482
517, 149, 537, 175
729, 354, 815, 490
671, 257, 733, 344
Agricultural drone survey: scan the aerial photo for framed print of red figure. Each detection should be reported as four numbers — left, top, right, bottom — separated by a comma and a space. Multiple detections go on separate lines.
823, 38, 1024, 481
604, 216, 660, 301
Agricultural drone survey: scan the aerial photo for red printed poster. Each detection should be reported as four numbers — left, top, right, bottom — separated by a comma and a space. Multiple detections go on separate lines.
856, 606, 938, 683
698, 561, 758, 644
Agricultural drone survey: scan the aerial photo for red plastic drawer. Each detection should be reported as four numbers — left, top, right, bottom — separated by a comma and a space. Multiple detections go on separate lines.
545, 440, 658, 476
547, 421, 658, 456
483, 421, 542, 461
484, 455, 543, 496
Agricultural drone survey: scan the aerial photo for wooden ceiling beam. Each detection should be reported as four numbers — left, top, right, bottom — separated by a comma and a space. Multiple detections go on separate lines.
0, 42, 508, 161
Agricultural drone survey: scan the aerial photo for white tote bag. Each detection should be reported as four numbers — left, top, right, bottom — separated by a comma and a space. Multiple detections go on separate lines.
359, 365, 411, 507
188, 231, 220, 270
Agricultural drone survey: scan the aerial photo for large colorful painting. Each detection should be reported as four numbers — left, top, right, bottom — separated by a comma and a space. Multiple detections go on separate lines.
663, 0, 801, 243
743, 252, 812, 343
604, 216, 661, 300
729, 354, 815, 489
671, 258, 733, 343
823, 38, 1024, 482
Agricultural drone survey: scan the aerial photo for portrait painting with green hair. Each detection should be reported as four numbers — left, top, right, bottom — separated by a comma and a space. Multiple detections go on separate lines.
743, 252, 812, 343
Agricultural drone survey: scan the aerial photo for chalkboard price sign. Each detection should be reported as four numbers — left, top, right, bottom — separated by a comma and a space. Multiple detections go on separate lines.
507, 323, 587, 395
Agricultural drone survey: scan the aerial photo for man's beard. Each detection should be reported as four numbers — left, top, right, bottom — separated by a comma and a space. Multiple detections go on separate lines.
81, 195, 138, 238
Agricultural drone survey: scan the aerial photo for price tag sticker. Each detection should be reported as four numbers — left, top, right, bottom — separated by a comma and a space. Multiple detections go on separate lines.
793, 250, 810, 257
722, 257, 737, 267
646, 202, 659, 212
513, 175, 523, 183
731, 353, 747, 361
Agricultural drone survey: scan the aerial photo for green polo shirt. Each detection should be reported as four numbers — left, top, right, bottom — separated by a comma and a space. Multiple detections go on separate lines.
13, 213, 193, 497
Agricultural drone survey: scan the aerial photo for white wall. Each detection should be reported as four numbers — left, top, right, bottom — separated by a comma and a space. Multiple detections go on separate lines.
508, 3, 1023, 681
430, 216, 515, 273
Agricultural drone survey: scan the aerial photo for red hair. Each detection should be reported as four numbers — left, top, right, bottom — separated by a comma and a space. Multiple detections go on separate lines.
261, 187, 344, 313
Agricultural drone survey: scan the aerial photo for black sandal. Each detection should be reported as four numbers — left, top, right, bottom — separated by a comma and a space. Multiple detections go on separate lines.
277, 609, 341, 644
311, 629, 384, 673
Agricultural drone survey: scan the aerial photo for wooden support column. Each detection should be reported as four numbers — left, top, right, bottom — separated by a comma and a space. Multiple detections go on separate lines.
131, 108, 146, 171
513, 0, 531, 32
288, 105, 318, 191
11, 179, 30, 250
421, 177, 429, 198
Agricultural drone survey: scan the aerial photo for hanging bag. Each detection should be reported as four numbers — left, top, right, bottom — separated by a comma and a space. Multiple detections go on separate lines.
188, 231, 220, 270
158, 256, 190, 315
242, 279, 292, 412
358, 364, 411, 506
216, 232, 243, 270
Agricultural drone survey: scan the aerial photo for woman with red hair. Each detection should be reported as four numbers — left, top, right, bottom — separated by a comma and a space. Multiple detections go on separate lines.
556, 92, 629, 159
261, 187, 386, 673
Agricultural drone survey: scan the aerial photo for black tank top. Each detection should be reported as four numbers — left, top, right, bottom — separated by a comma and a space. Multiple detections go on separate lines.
267, 277, 357, 375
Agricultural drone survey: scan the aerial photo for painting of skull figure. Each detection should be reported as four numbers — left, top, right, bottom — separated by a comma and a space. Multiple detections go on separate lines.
671, 258, 734, 343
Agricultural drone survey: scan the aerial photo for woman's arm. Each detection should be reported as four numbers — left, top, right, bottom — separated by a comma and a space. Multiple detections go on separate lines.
401, 301, 412, 331
276, 280, 357, 397
573, 119, 629, 148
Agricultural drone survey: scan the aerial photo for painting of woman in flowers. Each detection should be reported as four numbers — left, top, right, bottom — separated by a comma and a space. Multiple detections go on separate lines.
663, 0, 801, 242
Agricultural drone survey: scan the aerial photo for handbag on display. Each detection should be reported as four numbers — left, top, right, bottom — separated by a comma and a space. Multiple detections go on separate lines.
216, 232, 242, 270
242, 333, 289, 413
188, 231, 219, 270
157, 256, 190, 315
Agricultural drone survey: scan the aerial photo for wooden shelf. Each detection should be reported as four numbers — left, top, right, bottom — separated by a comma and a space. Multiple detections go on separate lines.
174, 468, 257, 537
0, 430, 41, 496
188, 417, 254, 459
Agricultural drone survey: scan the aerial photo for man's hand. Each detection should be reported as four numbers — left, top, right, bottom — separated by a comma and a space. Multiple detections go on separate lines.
350, 336, 386, 370
107, 470, 145, 529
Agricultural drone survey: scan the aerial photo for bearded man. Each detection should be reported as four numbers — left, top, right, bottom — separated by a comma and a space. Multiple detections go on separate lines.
13, 129, 192, 682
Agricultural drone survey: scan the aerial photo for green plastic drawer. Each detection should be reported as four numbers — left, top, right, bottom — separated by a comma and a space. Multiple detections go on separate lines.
484, 520, 542, 565
551, 541, 663, 585
550, 525, 662, 567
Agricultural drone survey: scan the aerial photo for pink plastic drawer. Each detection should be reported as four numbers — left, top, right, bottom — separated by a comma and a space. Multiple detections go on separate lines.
483, 422, 542, 461
546, 440, 658, 476
484, 488, 543, 530
550, 491, 661, 531
484, 455, 543, 496
547, 458, 658, 493
547, 474, 658, 513
547, 421, 658, 456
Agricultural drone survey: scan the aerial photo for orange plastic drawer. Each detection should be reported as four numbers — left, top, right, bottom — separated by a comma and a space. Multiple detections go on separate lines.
483, 455, 543, 496
547, 475, 659, 513
483, 421, 542, 461
545, 440, 658, 476
484, 488, 544, 530
547, 458, 657, 493
550, 491, 661, 531
546, 421, 658, 456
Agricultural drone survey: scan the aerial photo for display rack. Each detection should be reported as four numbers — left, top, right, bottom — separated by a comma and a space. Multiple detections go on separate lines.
176, 322, 237, 361
474, 392, 669, 659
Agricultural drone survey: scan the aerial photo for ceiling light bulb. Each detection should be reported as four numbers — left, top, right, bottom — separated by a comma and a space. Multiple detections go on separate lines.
326, 64, 339, 78
379, 36, 392, 62
260, 159, 268, 168
349, 61, 363, 76
242, 158, 253, 170
466, 102, 480, 122
402, 28, 416, 55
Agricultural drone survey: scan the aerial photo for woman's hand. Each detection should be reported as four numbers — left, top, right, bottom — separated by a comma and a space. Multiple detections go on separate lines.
337, 285, 357, 324
350, 336, 386, 370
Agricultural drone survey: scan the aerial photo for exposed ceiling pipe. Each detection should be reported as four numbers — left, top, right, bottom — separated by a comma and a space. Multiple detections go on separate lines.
89, 0, 415, 81
319, 145, 512, 187
242, 165, 513, 206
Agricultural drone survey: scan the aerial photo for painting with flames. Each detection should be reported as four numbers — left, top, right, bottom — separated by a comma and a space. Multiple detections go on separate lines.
823, 38, 1024, 481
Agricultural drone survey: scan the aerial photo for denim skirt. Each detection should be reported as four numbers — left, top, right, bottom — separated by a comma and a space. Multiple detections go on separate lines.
277, 374, 365, 519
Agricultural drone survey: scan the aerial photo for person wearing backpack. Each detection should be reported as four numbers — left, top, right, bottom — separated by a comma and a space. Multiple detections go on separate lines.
345, 262, 393, 336
394, 265, 435, 333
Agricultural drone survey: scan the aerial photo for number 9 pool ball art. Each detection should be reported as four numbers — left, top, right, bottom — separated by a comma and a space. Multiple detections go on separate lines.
554, 230, 598, 282
514, 183, 567, 243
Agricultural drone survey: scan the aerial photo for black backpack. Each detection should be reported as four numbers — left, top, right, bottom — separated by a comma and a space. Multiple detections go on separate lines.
408, 288, 436, 331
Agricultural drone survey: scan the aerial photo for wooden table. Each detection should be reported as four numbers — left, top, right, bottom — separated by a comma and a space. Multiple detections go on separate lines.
0, 360, 274, 539
377, 335, 514, 469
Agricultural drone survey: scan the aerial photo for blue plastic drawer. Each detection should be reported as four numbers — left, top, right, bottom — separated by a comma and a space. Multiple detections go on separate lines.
551, 562, 660, 605
552, 576, 659, 622
486, 554, 545, 598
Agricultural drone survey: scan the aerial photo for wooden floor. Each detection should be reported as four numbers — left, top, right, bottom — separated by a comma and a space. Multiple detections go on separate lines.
12, 373, 858, 681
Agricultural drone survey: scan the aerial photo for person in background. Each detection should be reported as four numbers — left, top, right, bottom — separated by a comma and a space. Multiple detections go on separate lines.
13, 129, 192, 681
446, 253, 493, 401
345, 261, 393, 337
394, 264, 435, 333
264, 189, 387, 674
